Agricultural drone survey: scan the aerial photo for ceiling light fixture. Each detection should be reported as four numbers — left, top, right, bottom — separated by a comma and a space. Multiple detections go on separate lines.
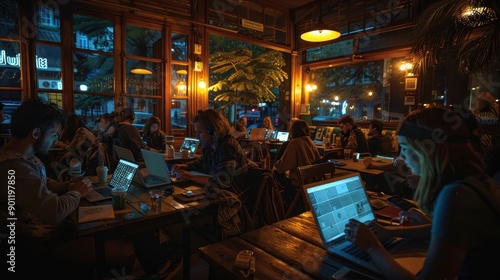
300, 1, 340, 43
130, 68, 152, 75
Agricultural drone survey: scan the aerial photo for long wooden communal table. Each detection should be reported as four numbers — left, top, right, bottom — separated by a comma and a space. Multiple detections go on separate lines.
198, 211, 383, 280
73, 176, 219, 279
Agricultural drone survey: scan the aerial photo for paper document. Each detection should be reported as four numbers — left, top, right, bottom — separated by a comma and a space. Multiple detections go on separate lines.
78, 204, 115, 223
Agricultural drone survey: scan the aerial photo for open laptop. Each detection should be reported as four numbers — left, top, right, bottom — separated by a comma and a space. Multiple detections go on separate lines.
179, 137, 200, 154
276, 131, 289, 142
304, 172, 427, 276
249, 128, 268, 141
85, 158, 139, 202
114, 145, 173, 188
313, 127, 324, 146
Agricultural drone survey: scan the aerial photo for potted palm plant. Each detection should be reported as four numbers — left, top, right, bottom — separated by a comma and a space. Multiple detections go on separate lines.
208, 46, 288, 124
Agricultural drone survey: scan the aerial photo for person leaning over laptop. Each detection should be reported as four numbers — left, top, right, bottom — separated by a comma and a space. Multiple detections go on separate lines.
171, 109, 255, 237
116, 108, 159, 161
0, 99, 136, 277
345, 107, 500, 279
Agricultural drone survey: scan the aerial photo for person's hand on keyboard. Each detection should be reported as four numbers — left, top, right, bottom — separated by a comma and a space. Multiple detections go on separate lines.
69, 178, 93, 198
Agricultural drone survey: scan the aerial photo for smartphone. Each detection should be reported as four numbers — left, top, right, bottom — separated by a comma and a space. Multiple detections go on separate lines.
386, 195, 418, 211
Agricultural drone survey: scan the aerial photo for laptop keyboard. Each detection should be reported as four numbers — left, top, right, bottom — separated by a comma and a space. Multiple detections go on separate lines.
342, 238, 401, 262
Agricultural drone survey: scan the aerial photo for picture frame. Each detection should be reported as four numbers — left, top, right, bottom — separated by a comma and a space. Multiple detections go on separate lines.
405, 77, 418, 91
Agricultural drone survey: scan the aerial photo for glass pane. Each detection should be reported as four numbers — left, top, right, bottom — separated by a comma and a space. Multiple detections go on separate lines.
126, 59, 161, 95
35, 3, 60, 42
0, 41, 21, 87
0, 0, 18, 36
171, 99, 187, 129
74, 51, 114, 93
125, 97, 162, 131
126, 24, 162, 58
309, 59, 399, 123
73, 14, 114, 52
36, 44, 61, 90
38, 92, 63, 108
171, 65, 188, 97
74, 93, 115, 130
171, 33, 188, 61
305, 39, 354, 62
0, 90, 22, 125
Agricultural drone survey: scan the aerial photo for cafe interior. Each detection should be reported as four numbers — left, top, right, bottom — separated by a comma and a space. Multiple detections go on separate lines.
1, 0, 500, 279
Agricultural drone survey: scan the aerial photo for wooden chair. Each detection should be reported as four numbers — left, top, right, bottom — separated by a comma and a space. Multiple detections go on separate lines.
285, 161, 336, 218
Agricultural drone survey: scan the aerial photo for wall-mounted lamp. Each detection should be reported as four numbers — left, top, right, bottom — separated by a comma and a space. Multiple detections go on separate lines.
300, 1, 340, 42
305, 83, 317, 92
198, 78, 206, 89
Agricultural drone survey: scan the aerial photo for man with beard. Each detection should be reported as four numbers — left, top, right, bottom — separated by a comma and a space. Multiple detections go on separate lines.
0, 99, 136, 278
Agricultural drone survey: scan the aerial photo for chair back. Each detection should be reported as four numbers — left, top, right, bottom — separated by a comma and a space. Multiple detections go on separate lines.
285, 161, 335, 218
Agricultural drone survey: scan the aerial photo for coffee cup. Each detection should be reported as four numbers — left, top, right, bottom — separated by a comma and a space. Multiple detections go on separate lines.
111, 187, 127, 210
344, 148, 352, 159
96, 166, 108, 183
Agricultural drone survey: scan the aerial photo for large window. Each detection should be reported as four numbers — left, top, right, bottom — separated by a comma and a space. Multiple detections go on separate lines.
307, 57, 408, 124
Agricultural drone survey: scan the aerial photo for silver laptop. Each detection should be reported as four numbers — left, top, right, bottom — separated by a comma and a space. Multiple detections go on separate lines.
305, 172, 427, 276
249, 128, 268, 141
114, 145, 172, 188
85, 159, 139, 202
179, 137, 200, 154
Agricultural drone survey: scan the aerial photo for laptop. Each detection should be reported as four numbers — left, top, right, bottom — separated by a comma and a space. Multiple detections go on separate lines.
276, 131, 289, 142
179, 137, 200, 154
313, 127, 324, 146
304, 172, 427, 276
114, 145, 173, 188
85, 158, 139, 202
249, 128, 268, 141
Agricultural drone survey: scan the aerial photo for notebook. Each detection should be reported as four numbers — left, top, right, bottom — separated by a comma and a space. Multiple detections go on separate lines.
85, 159, 139, 202
114, 145, 172, 188
179, 137, 200, 154
249, 128, 268, 141
276, 131, 289, 142
304, 172, 427, 276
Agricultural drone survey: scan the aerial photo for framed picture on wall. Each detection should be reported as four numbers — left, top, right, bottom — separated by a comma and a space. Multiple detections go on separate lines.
405, 77, 418, 91
404, 95, 416, 105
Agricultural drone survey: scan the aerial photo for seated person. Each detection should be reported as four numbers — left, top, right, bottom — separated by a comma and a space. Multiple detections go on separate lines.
345, 107, 500, 279
367, 120, 392, 157
97, 113, 117, 155
273, 119, 321, 213
263, 116, 275, 138
171, 109, 253, 237
116, 108, 157, 162
142, 116, 166, 152
338, 115, 369, 153
274, 117, 298, 162
0, 100, 182, 278
235, 115, 247, 133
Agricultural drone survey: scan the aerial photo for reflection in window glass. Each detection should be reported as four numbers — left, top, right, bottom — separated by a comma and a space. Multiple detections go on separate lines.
306, 40, 353, 62
171, 65, 188, 97
125, 97, 161, 131
0, 0, 18, 36
74, 93, 114, 129
38, 92, 63, 107
36, 44, 61, 90
73, 51, 114, 93
171, 33, 188, 61
171, 99, 187, 129
309, 60, 386, 122
73, 15, 114, 52
35, 3, 60, 42
0, 41, 21, 88
126, 59, 161, 95
126, 25, 162, 58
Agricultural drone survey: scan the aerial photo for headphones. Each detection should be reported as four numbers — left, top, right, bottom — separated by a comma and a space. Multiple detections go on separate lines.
197, 109, 215, 135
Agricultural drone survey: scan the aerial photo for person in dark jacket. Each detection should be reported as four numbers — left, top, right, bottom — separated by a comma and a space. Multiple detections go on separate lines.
338, 115, 369, 153
367, 120, 392, 156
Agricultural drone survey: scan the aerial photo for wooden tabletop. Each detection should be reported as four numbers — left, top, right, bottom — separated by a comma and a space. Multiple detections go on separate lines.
333, 158, 387, 175
198, 211, 382, 280
74, 175, 218, 279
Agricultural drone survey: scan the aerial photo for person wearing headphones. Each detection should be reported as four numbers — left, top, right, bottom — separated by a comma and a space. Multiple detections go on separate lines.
116, 108, 158, 162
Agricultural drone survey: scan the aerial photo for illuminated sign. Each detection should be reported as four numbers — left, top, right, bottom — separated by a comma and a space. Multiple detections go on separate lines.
0, 50, 48, 69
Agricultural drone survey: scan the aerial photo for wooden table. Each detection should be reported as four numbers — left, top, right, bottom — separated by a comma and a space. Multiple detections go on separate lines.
163, 151, 201, 165
198, 211, 382, 280
73, 176, 218, 279
333, 159, 386, 175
